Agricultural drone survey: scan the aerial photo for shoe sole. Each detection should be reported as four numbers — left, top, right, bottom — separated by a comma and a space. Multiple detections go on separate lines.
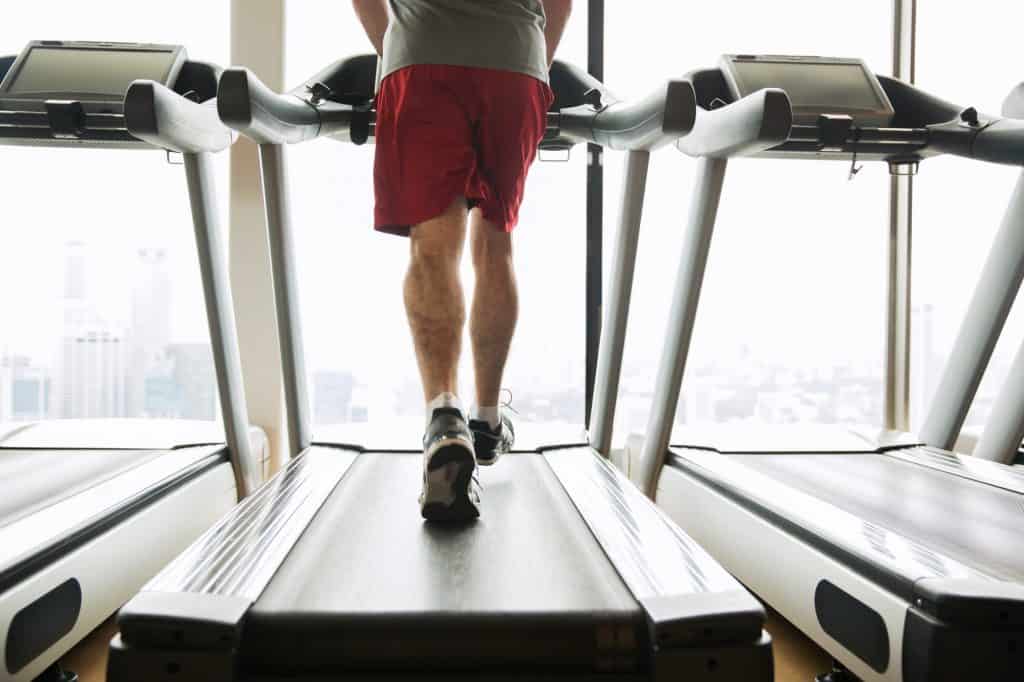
421, 438, 479, 522
476, 449, 500, 467
472, 432, 509, 467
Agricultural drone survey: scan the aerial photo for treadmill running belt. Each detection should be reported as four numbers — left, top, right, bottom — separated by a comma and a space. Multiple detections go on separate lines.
242, 452, 643, 673
733, 453, 1024, 581
0, 449, 163, 529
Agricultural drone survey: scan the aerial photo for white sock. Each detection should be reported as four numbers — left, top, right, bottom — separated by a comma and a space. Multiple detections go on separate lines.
473, 405, 501, 430
426, 392, 462, 425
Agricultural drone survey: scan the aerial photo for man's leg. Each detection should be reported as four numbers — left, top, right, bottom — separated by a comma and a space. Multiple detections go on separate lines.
405, 196, 468, 403
469, 210, 518, 429
408, 196, 481, 521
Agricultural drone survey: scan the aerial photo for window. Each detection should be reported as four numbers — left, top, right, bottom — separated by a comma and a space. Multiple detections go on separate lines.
284, 4, 589, 429
910, 5, 1024, 438
0, 1, 230, 424
605, 2, 892, 446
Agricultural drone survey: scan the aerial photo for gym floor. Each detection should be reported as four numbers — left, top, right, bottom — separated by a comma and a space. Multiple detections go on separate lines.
61, 608, 831, 681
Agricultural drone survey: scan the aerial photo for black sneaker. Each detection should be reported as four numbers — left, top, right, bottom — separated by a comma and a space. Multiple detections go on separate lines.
420, 407, 480, 521
469, 413, 515, 466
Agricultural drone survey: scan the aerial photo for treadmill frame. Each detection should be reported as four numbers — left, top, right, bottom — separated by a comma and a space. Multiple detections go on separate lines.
0, 449, 236, 680
109, 55, 775, 681
0, 41, 259, 678
622, 60, 1024, 681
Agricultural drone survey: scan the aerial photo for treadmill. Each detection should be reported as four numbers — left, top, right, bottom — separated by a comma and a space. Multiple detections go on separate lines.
108, 57, 774, 681
610, 55, 1024, 681
0, 41, 260, 681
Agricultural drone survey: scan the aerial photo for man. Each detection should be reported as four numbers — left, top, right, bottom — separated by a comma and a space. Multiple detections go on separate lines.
352, 0, 572, 521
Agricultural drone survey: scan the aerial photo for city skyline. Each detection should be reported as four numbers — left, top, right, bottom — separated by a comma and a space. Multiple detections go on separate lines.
1, 244, 1010, 444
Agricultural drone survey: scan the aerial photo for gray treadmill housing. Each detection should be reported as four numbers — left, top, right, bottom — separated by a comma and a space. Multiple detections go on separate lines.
637, 59, 1024, 493
0, 40, 258, 679
620, 55, 1024, 680
0, 41, 215, 149
676, 59, 1024, 166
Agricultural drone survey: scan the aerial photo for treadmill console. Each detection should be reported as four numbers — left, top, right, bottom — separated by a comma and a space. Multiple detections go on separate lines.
721, 54, 894, 127
0, 41, 185, 109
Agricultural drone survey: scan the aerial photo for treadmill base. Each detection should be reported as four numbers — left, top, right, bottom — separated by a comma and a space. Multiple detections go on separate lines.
109, 632, 773, 682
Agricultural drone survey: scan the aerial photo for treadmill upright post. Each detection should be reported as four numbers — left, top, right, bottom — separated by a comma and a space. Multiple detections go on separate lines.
184, 151, 258, 497
637, 157, 727, 497
919, 170, 1024, 451
974, 330, 1024, 462
258, 143, 313, 456
589, 149, 650, 457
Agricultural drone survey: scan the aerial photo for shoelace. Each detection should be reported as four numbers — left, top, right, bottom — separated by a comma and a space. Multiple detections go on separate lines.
500, 388, 519, 418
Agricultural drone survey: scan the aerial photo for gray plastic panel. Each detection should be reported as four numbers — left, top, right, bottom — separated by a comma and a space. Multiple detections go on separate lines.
887, 446, 1024, 494
546, 448, 745, 597
546, 447, 766, 663
243, 452, 642, 673
0, 449, 160, 530
669, 448, 985, 595
145, 446, 355, 600
0, 446, 224, 582
734, 452, 1024, 583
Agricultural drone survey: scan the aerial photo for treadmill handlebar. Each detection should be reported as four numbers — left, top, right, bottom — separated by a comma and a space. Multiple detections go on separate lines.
1004, 82, 1024, 119
673, 67, 1024, 167
558, 80, 697, 151
124, 80, 236, 154
216, 56, 699, 152
217, 67, 355, 145
676, 86, 792, 159
938, 116, 1024, 167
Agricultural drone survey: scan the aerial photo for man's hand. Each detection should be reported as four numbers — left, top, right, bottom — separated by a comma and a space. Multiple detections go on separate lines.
540, 0, 572, 66
352, 0, 389, 56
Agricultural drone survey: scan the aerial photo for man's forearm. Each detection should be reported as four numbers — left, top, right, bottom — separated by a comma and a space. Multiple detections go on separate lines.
352, 0, 389, 55
541, 0, 572, 65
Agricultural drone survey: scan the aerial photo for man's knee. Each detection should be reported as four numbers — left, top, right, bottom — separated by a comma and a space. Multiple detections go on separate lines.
411, 235, 461, 270
471, 226, 513, 272
410, 198, 467, 266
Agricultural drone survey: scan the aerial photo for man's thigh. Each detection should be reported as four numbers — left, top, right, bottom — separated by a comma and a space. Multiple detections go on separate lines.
374, 66, 477, 236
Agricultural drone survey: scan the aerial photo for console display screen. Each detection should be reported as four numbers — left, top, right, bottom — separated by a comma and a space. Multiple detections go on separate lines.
732, 59, 886, 111
6, 47, 177, 96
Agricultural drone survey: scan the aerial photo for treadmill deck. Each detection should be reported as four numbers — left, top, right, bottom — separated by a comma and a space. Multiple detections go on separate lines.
242, 451, 642, 672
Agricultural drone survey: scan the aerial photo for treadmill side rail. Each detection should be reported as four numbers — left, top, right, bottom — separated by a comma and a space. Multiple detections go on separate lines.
887, 446, 1024, 495
114, 447, 357, 679
142, 447, 355, 599
111, 448, 357, 680
546, 447, 772, 679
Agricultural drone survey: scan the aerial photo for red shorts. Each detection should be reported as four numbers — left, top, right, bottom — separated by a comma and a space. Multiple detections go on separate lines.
373, 64, 554, 236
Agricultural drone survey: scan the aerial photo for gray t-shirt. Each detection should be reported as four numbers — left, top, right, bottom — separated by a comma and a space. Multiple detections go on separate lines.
382, 0, 549, 83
